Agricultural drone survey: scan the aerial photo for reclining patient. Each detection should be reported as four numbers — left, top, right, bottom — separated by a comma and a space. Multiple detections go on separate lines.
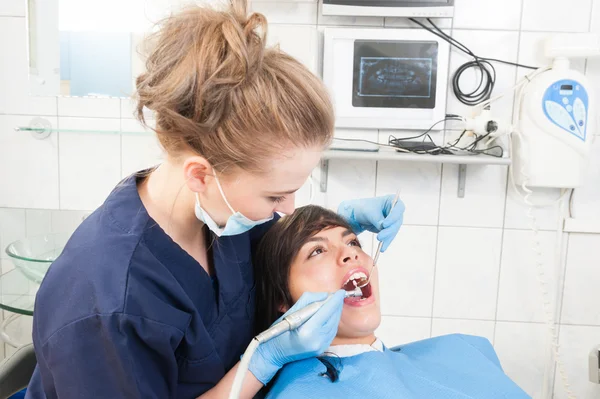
254, 205, 530, 399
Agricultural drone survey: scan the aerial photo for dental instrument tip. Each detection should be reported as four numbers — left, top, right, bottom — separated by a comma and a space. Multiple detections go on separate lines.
344, 287, 363, 298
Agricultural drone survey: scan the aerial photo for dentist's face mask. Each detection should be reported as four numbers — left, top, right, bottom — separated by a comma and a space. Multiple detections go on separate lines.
194, 175, 274, 237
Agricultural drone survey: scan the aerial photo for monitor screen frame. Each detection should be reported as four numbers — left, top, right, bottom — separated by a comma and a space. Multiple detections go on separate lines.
323, 27, 451, 130
322, 0, 454, 17
324, 0, 452, 6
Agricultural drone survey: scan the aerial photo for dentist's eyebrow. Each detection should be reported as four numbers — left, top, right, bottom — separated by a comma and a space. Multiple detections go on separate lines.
265, 188, 300, 195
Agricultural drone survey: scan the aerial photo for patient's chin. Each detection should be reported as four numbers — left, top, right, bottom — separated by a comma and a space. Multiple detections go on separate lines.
337, 309, 381, 340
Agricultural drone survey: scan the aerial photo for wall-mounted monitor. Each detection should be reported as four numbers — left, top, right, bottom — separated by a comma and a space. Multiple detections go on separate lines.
323, 28, 450, 130
323, 0, 454, 18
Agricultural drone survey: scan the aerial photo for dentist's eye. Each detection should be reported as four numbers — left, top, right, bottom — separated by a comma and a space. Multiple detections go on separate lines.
268, 196, 286, 203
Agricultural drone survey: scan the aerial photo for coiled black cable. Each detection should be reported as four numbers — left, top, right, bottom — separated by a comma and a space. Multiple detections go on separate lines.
409, 18, 539, 106
452, 59, 496, 106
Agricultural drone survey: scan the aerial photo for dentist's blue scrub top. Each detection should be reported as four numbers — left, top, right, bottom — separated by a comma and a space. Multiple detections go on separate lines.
25, 173, 277, 399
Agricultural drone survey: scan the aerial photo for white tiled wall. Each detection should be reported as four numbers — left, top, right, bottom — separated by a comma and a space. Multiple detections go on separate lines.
1, 0, 600, 397
521, 0, 594, 33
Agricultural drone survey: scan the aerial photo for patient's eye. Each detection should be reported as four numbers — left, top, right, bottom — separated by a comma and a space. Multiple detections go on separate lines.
348, 239, 361, 248
308, 246, 325, 259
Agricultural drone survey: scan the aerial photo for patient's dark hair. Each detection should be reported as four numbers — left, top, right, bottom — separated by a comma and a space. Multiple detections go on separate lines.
253, 205, 353, 335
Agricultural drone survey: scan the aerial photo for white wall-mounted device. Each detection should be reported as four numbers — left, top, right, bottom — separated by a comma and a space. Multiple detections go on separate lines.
323, 28, 450, 131
322, 0, 454, 18
512, 34, 598, 189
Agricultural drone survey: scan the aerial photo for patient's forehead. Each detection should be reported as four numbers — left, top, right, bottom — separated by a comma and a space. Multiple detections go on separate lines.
303, 226, 353, 243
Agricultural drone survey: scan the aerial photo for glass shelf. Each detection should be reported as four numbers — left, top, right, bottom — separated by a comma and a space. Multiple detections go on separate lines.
323, 149, 511, 165
320, 149, 511, 198
0, 269, 38, 316
15, 127, 151, 136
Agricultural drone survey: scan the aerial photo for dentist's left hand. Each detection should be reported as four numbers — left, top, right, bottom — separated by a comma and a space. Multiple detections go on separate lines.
338, 195, 406, 252
248, 290, 345, 385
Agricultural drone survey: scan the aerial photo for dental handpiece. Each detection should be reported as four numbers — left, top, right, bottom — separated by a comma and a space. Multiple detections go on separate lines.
255, 287, 363, 344
230, 288, 363, 399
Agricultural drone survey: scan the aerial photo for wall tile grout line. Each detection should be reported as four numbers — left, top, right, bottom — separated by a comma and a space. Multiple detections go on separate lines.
428, 164, 445, 337
492, 0, 527, 349
56, 98, 62, 210
403, 223, 571, 233
582, 0, 594, 77
491, 167, 511, 346
54, 114, 121, 120
312, 24, 596, 34
557, 233, 571, 326
586, 1, 595, 32
373, 143, 380, 258
383, 314, 600, 329
427, 10, 456, 338
381, 314, 600, 328
119, 100, 123, 179
491, 8, 522, 342
552, 232, 573, 396
8, 209, 586, 228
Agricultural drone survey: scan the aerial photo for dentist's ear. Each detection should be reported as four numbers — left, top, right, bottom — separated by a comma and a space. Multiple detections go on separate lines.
183, 156, 214, 193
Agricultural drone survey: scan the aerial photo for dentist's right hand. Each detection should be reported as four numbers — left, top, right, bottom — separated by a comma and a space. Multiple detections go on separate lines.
248, 290, 345, 385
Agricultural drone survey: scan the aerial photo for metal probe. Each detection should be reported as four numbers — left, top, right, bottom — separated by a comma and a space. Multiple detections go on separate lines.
358, 190, 401, 289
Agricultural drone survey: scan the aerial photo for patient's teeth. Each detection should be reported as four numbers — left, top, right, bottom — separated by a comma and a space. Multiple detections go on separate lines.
343, 271, 369, 288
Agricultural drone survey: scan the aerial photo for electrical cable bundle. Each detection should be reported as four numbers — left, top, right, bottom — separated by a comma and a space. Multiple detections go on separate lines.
387, 115, 504, 157
333, 115, 504, 158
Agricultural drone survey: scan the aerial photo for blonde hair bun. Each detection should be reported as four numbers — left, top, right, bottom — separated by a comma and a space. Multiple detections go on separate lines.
135, 0, 334, 174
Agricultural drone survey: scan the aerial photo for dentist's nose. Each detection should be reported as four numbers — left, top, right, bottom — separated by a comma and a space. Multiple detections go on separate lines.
274, 193, 296, 215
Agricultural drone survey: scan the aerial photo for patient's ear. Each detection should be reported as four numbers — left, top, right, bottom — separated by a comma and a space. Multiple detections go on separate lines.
278, 304, 289, 313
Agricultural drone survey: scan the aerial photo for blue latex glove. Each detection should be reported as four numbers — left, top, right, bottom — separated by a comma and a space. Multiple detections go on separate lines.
248, 290, 345, 385
338, 195, 405, 252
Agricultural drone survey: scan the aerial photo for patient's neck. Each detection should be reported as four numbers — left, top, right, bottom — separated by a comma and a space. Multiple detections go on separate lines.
331, 333, 377, 347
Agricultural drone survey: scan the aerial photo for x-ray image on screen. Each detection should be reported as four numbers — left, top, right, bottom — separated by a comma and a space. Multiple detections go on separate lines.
358, 57, 432, 98
352, 40, 438, 109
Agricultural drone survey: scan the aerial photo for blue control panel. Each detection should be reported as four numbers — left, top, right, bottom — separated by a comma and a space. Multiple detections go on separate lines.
542, 79, 588, 141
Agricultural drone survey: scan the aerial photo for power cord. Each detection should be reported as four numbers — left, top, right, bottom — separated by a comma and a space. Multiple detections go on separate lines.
409, 18, 539, 106
510, 74, 577, 399
332, 115, 504, 157
388, 116, 504, 157
515, 133, 576, 399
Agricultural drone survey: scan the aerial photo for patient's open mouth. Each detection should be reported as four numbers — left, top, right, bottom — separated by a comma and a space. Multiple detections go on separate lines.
342, 269, 373, 302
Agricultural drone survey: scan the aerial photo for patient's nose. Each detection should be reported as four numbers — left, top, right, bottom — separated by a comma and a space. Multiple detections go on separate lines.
341, 247, 359, 264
